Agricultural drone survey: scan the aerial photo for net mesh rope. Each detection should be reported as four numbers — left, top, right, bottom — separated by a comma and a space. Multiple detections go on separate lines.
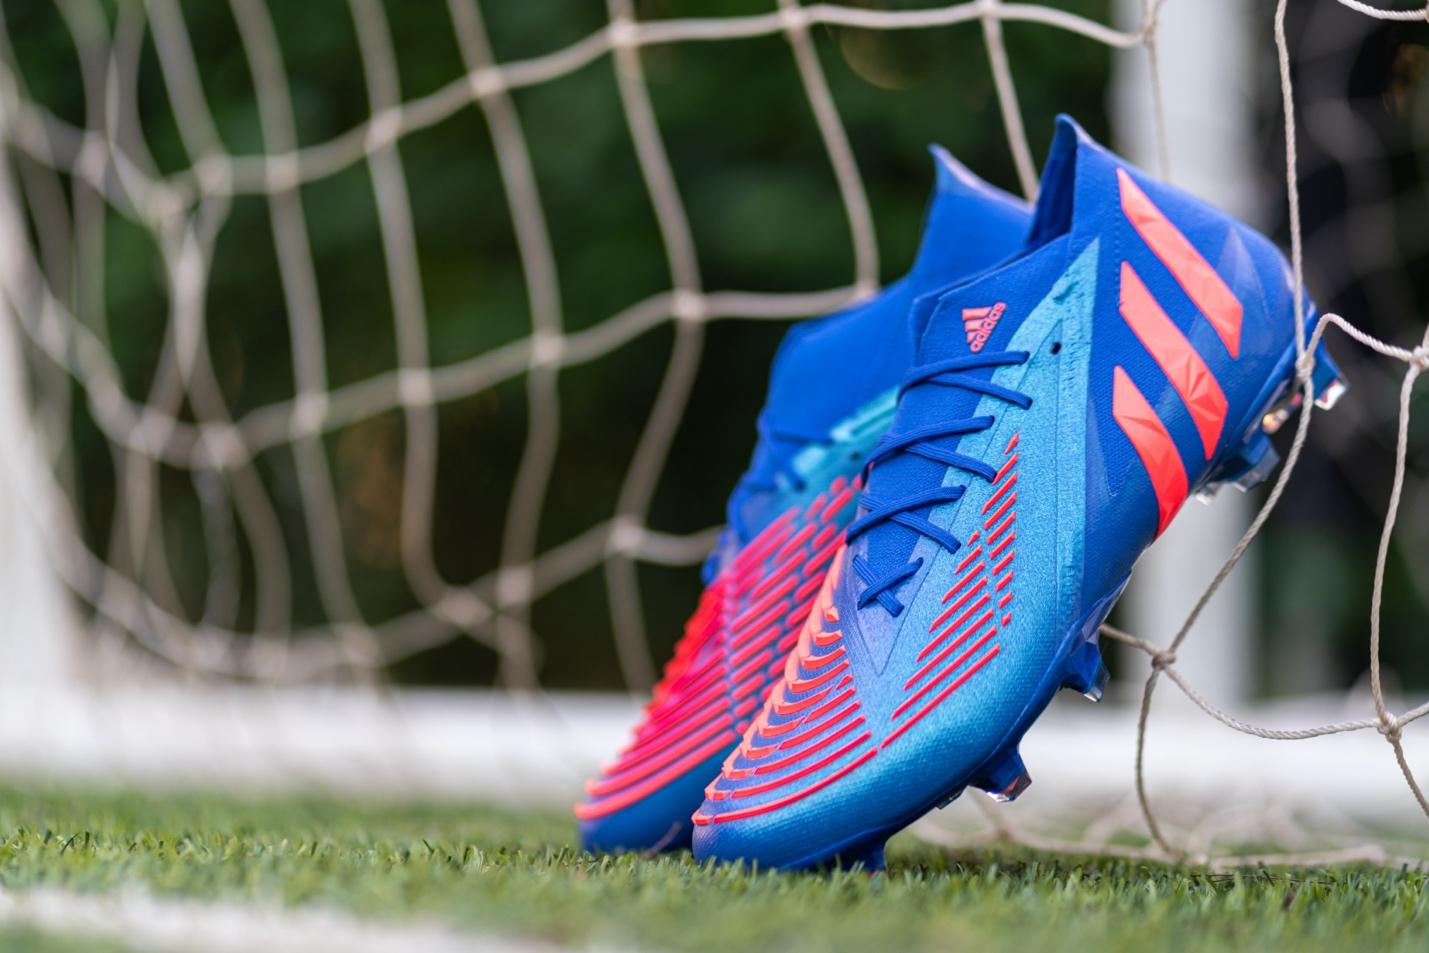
0, 0, 1426, 866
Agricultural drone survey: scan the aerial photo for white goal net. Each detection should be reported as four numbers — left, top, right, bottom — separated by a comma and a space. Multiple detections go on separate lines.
0, 0, 1426, 867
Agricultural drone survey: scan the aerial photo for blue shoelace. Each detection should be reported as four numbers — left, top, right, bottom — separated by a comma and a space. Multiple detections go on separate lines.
846, 351, 1032, 616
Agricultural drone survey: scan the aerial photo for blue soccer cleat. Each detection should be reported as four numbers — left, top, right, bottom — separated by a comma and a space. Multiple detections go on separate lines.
691, 116, 1346, 870
576, 149, 1031, 853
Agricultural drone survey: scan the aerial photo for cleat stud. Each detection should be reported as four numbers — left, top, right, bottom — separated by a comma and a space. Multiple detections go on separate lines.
1315, 376, 1347, 411
984, 767, 1032, 804
1231, 439, 1280, 493
935, 786, 966, 810
972, 748, 1031, 803
1062, 641, 1108, 701
1203, 432, 1282, 497
1262, 340, 1346, 430
1308, 337, 1348, 411
1076, 660, 1110, 703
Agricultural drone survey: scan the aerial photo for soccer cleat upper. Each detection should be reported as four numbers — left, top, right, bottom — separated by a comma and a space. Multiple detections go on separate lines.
691, 116, 1346, 870
575, 148, 1031, 853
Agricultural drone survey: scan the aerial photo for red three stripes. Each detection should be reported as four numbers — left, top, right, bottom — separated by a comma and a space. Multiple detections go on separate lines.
1119, 263, 1228, 459
1110, 168, 1243, 537
1111, 368, 1188, 535
1117, 169, 1244, 358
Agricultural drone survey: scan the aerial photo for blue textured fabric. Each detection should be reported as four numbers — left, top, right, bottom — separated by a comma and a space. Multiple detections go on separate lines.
580, 148, 1032, 854
691, 116, 1346, 871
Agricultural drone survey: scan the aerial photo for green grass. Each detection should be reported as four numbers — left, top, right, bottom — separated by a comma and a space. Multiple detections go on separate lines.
0, 784, 1426, 953
0, 926, 139, 953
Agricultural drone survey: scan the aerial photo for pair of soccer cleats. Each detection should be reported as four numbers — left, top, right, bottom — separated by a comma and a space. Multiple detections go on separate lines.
577, 116, 1345, 870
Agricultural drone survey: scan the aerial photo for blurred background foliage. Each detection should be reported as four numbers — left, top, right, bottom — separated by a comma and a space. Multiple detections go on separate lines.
1257, 3, 1429, 698
1, 0, 1425, 694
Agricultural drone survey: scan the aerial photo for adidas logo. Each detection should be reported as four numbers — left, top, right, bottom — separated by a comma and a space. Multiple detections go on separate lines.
963, 302, 1007, 352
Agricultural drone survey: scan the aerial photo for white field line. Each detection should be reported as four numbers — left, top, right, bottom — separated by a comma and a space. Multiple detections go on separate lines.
0, 687, 1423, 824
0, 884, 629, 953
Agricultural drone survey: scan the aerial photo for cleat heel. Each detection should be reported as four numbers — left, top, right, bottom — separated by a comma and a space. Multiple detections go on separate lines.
1207, 321, 1346, 497
1062, 639, 1109, 702
972, 748, 1032, 803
